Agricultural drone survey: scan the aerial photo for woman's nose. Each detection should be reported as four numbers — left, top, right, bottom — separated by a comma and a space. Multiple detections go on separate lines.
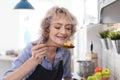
60, 28, 66, 34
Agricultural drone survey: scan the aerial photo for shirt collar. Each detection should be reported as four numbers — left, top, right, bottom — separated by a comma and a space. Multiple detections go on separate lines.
55, 48, 63, 59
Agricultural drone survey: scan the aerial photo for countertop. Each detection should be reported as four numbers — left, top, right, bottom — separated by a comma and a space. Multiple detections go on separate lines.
0, 55, 16, 61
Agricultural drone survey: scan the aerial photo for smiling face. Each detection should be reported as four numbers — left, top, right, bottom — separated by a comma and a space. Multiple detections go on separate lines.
47, 16, 73, 46
41, 7, 77, 44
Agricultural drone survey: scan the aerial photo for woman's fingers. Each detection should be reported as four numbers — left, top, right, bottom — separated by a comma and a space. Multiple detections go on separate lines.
34, 50, 47, 60
31, 43, 48, 62
32, 43, 47, 51
33, 47, 48, 54
32, 47, 47, 57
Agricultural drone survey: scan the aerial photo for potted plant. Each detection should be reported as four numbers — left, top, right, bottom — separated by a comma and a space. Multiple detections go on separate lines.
99, 30, 109, 39
108, 31, 120, 54
99, 30, 110, 50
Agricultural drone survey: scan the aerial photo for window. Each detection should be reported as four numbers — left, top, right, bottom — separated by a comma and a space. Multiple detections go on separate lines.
19, 1, 54, 48
84, 0, 98, 25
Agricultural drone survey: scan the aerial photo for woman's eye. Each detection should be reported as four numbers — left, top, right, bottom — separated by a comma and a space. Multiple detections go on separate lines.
55, 27, 60, 29
54, 24, 61, 29
66, 28, 71, 30
65, 25, 72, 30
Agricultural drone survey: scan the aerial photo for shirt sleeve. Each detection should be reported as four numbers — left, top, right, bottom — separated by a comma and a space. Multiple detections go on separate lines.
62, 49, 72, 79
2, 43, 33, 79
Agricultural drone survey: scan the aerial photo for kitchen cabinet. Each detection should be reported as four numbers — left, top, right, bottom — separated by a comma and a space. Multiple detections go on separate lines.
99, 0, 117, 9
98, 0, 117, 23
103, 0, 117, 7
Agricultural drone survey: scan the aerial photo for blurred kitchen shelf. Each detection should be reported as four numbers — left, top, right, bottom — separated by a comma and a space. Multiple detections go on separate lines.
0, 55, 16, 61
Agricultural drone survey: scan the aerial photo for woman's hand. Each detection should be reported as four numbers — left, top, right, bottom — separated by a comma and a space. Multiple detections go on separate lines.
4, 44, 48, 80
31, 43, 48, 64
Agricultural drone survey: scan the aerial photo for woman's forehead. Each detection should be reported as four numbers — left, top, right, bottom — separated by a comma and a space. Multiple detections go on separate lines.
51, 15, 73, 24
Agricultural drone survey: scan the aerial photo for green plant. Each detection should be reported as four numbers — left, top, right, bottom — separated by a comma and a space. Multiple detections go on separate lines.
99, 30, 109, 38
108, 31, 120, 40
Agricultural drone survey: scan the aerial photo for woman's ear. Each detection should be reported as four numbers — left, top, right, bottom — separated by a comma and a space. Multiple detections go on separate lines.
46, 28, 49, 32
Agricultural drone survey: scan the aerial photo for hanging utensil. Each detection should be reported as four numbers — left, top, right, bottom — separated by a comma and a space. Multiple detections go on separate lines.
90, 41, 93, 54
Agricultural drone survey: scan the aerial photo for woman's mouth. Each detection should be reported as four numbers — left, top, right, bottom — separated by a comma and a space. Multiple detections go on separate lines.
57, 36, 67, 40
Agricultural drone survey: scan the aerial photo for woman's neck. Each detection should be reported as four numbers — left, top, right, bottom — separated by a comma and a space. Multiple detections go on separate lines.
46, 47, 57, 64
45, 40, 58, 54
45, 41, 58, 64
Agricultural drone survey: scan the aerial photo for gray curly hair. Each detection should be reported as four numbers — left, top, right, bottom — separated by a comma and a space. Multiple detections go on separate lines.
40, 6, 77, 43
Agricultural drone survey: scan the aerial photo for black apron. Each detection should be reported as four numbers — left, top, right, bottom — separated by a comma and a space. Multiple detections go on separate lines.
26, 60, 63, 80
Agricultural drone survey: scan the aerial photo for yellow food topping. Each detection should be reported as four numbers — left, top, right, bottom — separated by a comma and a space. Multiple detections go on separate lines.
64, 42, 71, 46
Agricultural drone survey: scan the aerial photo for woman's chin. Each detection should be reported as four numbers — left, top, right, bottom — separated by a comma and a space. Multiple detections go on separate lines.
55, 42, 64, 46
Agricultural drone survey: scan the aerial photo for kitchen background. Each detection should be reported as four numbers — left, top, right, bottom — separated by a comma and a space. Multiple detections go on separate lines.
0, 0, 120, 80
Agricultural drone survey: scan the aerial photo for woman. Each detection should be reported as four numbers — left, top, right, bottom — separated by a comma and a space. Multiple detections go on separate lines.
2, 6, 77, 80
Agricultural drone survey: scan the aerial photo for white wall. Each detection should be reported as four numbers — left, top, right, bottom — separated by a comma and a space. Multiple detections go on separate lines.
0, 0, 20, 54
86, 24, 103, 66
77, 25, 102, 61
